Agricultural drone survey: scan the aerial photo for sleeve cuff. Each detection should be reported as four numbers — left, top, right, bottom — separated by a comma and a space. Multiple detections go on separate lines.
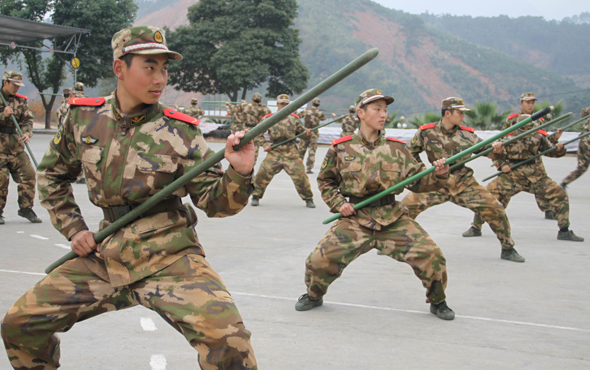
226, 165, 253, 185
64, 221, 89, 241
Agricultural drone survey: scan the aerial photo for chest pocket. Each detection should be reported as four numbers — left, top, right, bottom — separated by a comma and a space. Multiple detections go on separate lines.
136, 154, 179, 194
80, 146, 103, 183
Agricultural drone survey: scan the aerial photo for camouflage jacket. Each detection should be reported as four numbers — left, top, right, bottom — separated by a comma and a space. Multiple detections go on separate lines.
37, 92, 253, 287
255, 113, 305, 156
581, 107, 590, 131
184, 105, 205, 119
299, 107, 326, 138
226, 101, 247, 127
341, 113, 359, 134
319, 131, 448, 230
242, 102, 271, 129
408, 120, 501, 196
56, 100, 70, 127
498, 124, 566, 183
504, 111, 557, 143
0, 91, 34, 155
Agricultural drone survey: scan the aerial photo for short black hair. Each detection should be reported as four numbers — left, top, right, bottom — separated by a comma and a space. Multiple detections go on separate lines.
442, 108, 454, 117
119, 53, 137, 68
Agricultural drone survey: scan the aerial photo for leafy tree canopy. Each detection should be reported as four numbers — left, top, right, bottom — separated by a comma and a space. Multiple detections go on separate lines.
464, 102, 511, 130
166, 0, 309, 102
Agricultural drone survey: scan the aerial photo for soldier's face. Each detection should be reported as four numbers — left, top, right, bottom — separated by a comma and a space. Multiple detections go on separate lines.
359, 100, 388, 130
2, 80, 20, 95
115, 53, 169, 105
520, 100, 535, 114
447, 109, 464, 126
277, 102, 288, 110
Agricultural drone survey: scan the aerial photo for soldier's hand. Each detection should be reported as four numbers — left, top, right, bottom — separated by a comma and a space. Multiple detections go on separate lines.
71, 230, 98, 257
492, 141, 504, 153
305, 128, 311, 136
339, 202, 356, 217
502, 165, 511, 173
226, 130, 255, 177
264, 145, 271, 152
433, 158, 449, 175
557, 142, 564, 150
3, 106, 14, 118
18, 133, 31, 143
331, 113, 337, 118
555, 128, 563, 140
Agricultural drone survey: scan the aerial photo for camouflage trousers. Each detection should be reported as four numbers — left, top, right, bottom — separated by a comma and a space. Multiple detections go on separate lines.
562, 135, 590, 185
472, 173, 570, 230
304, 215, 447, 305
0, 151, 36, 215
1, 254, 257, 370
252, 147, 313, 200
402, 182, 515, 250
298, 134, 318, 171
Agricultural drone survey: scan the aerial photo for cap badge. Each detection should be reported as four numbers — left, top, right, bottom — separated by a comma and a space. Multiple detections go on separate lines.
154, 31, 163, 43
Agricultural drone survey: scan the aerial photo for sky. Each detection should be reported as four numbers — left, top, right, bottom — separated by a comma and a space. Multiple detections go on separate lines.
372, 0, 590, 21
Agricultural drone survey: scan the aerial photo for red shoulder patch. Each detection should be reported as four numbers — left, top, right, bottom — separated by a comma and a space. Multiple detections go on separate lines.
540, 117, 545, 122
508, 113, 519, 119
386, 137, 407, 145
68, 97, 105, 106
419, 123, 436, 131
14, 93, 28, 100
537, 129, 548, 136
460, 125, 475, 133
164, 108, 199, 126
291, 113, 300, 119
332, 135, 352, 145
263, 113, 274, 119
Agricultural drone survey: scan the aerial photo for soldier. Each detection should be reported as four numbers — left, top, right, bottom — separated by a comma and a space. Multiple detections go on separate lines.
73, 81, 84, 97
467, 113, 584, 242
0, 70, 42, 225
1, 26, 258, 369
56, 87, 73, 128
340, 105, 359, 137
560, 106, 590, 189
251, 94, 315, 208
295, 89, 454, 320
298, 97, 326, 173
242, 93, 271, 165
184, 97, 205, 119
402, 97, 525, 262
226, 100, 247, 132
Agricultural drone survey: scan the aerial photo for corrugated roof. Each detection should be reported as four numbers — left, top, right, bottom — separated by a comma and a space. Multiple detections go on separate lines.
0, 15, 88, 44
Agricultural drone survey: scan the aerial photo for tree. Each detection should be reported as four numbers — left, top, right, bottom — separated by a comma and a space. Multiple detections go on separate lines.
464, 102, 511, 130
408, 112, 442, 128
0, 0, 137, 127
166, 0, 309, 102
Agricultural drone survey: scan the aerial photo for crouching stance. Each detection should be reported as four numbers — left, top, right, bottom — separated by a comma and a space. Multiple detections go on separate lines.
296, 89, 455, 320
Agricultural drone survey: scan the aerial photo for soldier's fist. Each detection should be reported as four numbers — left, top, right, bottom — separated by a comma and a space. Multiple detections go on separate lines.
3, 106, 14, 118
71, 230, 98, 257
339, 202, 356, 217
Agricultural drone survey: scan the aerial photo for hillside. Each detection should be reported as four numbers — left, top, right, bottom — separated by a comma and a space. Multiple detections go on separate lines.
134, 0, 574, 117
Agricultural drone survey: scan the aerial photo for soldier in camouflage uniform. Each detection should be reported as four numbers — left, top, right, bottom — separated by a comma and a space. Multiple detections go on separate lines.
402, 97, 525, 262
226, 100, 247, 132
0, 70, 42, 225
296, 89, 455, 320
341, 105, 359, 137
251, 94, 315, 208
1, 26, 258, 370
560, 106, 590, 188
184, 97, 205, 119
298, 97, 326, 173
242, 93, 271, 165
73, 81, 84, 97
56, 88, 73, 128
468, 113, 584, 242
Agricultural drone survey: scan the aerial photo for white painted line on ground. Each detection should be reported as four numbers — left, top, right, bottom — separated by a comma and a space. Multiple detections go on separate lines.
141, 317, 157, 331
150, 354, 167, 370
232, 292, 590, 333
0, 269, 45, 276
30, 234, 49, 240
54, 244, 70, 250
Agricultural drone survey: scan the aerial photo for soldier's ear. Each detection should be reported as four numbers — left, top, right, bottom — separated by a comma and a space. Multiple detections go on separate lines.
113, 59, 124, 80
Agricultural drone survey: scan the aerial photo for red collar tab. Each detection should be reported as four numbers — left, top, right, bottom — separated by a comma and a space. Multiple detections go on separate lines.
386, 137, 407, 144
419, 123, 436, 131
460, 125, 475, 133
508, 113, 519, 119
14, 93, 28, 100
291, 113, 300, 119
263, 113, 274, 119
537, 129, 548, 136
164, 108, 200, 126
332, 135, 352, 145
68, 97, 105, 106
539, 117, 545, 122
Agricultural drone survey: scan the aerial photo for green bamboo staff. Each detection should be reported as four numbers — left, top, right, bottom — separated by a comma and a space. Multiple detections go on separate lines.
0, 93, 38, 167
322, 107, 552, 225
270, 114, 347, 149
550, 115, 589, 134
482, 131, 590, 182
46, 47, 381, 274
449, 112, 574, 171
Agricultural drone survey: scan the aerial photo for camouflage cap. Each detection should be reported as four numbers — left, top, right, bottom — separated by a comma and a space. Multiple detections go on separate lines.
191, 98, 198, 104
111, 25, 182, 61
441, 97, 470, 111
74, 82, 84, 91
348, 105, 356, 112
63, 88, 73, 95
252, 93, 262, 101
277, 94, 290, 104
312, 98, 321, 105
354, 89, 394, 111
3, 70, 25, 87
520, 92, 537, 102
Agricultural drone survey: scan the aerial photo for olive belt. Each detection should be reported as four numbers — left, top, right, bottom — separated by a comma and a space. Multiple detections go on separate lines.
101, 197, 183, 223
348, 194, 396, 207
0, 126, 16, 134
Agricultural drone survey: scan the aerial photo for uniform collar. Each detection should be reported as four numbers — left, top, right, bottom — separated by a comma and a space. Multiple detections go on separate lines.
358, 130, 383, 149
109, 90, 159, 129
437, 119, 459, 135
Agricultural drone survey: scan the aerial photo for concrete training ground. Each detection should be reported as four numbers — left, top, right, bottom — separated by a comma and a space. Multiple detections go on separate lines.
0, 135, 588, 369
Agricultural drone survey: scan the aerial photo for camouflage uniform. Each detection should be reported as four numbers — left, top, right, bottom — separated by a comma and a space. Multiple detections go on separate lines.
226, 100, 247, 132
56, 88, 73, 128
73, 81, 84, 98
0, 71, 37, 219
402, 118, 516, 252
304, 131, 449, 305
298, 99, 326, 172
561, 107, 590, 186
185, 98, 205, 120
252, 94, 313, 203
1, 26, 257, 370
472, 115, 573, 233
242, 94, 271, 165
341, 106, 359, 137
